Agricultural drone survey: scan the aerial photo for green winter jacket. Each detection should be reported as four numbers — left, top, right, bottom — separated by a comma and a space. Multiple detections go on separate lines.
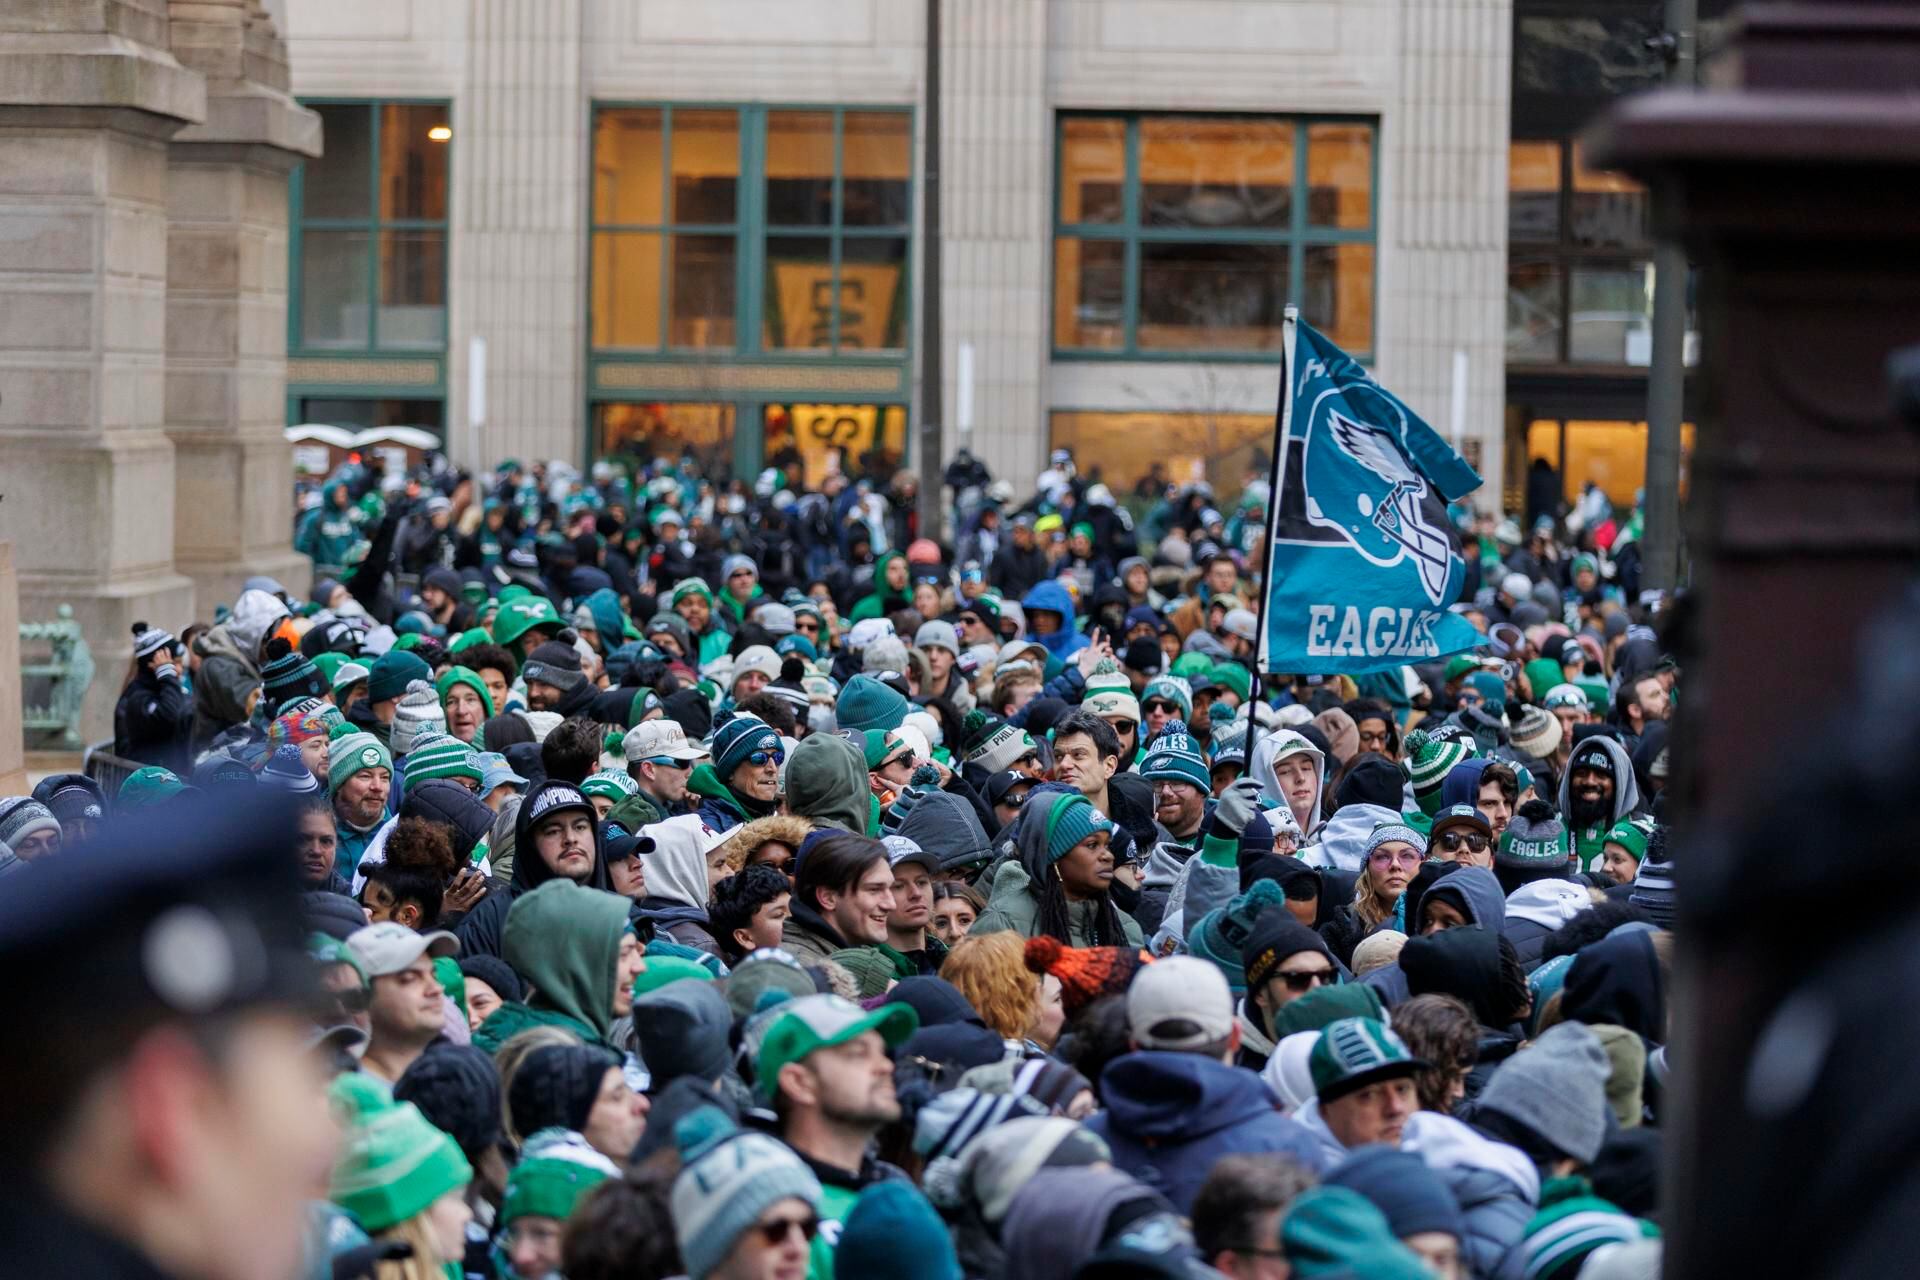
848, 552, 911, 622
969, 858, 1143, 948
474, 878, 631, 1053
296, 483, 359, 571
783, 734, 874, 835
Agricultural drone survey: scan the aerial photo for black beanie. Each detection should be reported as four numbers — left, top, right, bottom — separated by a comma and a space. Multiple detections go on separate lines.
508, 1042, 621, 1136
259, 637, 324, 715
1333, 755, 1406, 812
394, 1045, 503, 1158
1241, 914, 1336, 992
458, 954, 525, 1006
523, 640, 586, 692
662, 688, 713, 742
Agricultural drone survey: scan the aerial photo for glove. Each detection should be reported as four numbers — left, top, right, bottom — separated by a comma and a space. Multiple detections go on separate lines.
1211, 776, 1264, 838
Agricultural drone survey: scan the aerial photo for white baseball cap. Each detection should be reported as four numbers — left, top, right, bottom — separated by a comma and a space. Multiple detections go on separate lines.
1126, 956, 1233, 1051
345, 922, 458, 977
624, 719, 710, 764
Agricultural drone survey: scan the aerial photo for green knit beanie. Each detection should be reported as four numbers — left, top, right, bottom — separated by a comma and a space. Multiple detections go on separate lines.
831, 946, 900, 1000
401, 735, 481, 793
1043, 792, 1114, 864
1401, 729, 1472, 816
500, 1129, 617, 1226
435, 666, 495, 719
1210, 662, 1252, 703
1519, 1176, 1659, 1279
1603, 815, 1655, 864
632, 955, 717, 999
118, 766, 185, 811
327, 1073, 471, 1233
329, 732, 393, 794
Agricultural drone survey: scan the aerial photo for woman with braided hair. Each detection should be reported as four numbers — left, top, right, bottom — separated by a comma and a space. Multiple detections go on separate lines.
971, 787, 1142, 947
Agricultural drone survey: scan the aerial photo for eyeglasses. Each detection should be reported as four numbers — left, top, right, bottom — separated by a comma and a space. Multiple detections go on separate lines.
747, 749, 786, 767
752, 1214, 819, 1245
1014, 753, 1040, 769
1436, 830, 1490, 853
1152, 780, 1196, 796
1277, 967, 1335, 993
1368, 848, 1422, 868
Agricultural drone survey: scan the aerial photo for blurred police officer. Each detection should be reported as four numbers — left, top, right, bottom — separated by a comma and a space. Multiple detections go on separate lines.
0, 791, 339, 1279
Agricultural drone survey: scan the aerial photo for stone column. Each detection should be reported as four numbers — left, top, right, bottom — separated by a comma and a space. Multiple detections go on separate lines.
1379, 0, 1511, 487
0, 0, 204, 741
165, 0, 320, 608
936, 0, 1050, 494
444, 0, 587, 469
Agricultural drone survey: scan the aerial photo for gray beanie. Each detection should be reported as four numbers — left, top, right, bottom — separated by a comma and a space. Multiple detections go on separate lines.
1476, 1021, 1612, 1164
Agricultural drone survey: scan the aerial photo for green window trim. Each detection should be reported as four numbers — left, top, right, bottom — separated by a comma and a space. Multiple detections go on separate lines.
589, 103, 915, 361
288, 99, 453, 359
1052, 111, 1379, 362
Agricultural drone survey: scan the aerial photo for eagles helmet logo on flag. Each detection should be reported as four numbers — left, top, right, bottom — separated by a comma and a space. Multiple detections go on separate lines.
1307, 401, 1458, 607
1259, 309, 1488, 677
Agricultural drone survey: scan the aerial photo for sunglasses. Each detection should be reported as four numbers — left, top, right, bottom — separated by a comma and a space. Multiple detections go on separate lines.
1109, 720, 1138, 736
752, 1214, 819, 1246
1457, 692, 1484, 707
1277, 967, 1335, 993
747, 749, 786, 767
958, 614, 982, 628
1142, 699, 1178, 715
1368, 848, 1422, 868
644, 757, 693, 771
320, 986, 371, 1016
1437, 830, 1490, 853
795, 618, 820, 631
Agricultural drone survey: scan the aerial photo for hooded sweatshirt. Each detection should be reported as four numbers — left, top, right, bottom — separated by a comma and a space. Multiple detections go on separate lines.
632, 815, 721, 954
784, 733, 873, 835
849, 551, 912, 622
970, 792, 1144, 948
1300, 803, 1399, 873
1251, 731, 1326, 843
473, 878, 632, 1052
1419, 865, 1507, 935
1019, 580, 1089, 661
1556, 736, 1642, 870
454, 783, 610, 960
1083, 1050, 1328, 1213
1438, 757, 1495, 812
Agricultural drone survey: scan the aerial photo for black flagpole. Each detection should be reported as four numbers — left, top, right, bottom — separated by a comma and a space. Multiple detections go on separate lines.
1243, 305, 1298, 781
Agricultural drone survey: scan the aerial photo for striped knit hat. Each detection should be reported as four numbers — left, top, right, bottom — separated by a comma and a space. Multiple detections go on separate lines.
960, 710, 1034, 775
1629, 822, 1674, 926
329, 732, 393, 794
268, 706, 334, 749
1138, 720, 1210, 792
1081, 658, 1141, 722
1519, 1177, 1659, 1279
1498, 800, 1573, 879
260, 639, 325, 716
711, 714, 780, 780
1402, 729, 1473, 816
1024, 936, 1150, 1018
581, 769, 638, 802
401, 734, 482, 793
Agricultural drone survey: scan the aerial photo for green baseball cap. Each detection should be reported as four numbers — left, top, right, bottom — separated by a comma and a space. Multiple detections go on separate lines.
492, 596, 563, 648
308, 932, 367, 986
1309, 1016, 1426, 1104
754, 994, 919, 1101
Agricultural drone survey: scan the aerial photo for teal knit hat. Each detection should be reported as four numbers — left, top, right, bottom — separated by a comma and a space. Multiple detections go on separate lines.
117, 765, 185, 811
1281, 1186, 1433, 1279
1141, 674, 1193, 722
327, 1073, 472, 1233
1043, 792, 1114, 863
1209, 662, 1252, 703
366, 649, 432, 705
329, 732, 393, 794
837, 1182, 963, 1280
1186, 879, 1286, 994
1603, 814, 1655, 864
1138, 719, 1210, 792
837, 673, 910, 733
1401, 729, 1473, 816
402, 735, 481, 793
1270, 982, 1386, 1039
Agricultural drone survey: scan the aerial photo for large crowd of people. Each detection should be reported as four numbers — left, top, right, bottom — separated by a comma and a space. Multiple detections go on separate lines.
0, 446, 1673, 1280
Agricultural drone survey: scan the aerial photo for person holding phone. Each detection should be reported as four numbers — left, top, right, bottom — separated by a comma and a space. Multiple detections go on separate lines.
114, 621, 193, 774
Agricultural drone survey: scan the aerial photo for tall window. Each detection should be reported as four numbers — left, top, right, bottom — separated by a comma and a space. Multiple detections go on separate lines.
292, 101, 450, 352
1507, 140, 1675, 367
590, 106, 912, 355
1053, 114, 1377, 358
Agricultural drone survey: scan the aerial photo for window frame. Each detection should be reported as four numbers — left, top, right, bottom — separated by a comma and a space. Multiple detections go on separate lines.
288, 99, 453, 357
588, 103, 915, 359
1506, 137, 1655, 369
1051, 111, 1379, 362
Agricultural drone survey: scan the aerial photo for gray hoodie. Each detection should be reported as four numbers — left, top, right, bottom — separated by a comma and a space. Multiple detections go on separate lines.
1422, 864, 1507, 934
1555, 734, 1642, 869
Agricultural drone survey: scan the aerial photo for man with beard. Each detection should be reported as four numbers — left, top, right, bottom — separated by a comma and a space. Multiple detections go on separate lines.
1556, 736, 1643, 872
1612, 671, 1670, 755
758, 994, 919, 1280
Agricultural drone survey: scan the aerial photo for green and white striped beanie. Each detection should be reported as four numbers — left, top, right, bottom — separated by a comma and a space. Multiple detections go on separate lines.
1401, 729, 1473, 814
1521, 1177, 1659, 1279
